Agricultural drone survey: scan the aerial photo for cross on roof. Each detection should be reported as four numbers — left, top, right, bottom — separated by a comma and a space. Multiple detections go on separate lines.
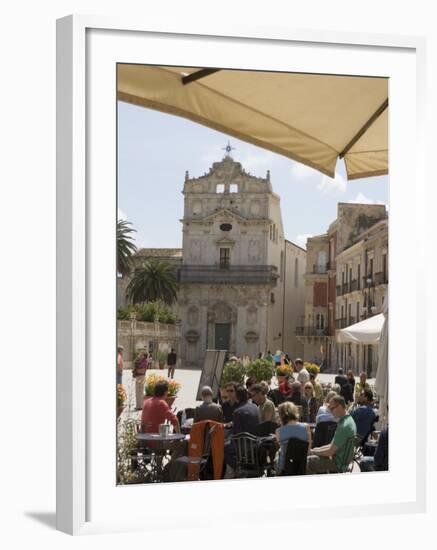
222, 141, 236, 156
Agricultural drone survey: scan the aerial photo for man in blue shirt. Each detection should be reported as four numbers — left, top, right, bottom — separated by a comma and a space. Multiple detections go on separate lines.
351, 388, 378, 442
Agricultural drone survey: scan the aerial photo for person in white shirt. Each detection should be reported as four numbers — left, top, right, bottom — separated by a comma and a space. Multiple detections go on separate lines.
294, 358, 310, 386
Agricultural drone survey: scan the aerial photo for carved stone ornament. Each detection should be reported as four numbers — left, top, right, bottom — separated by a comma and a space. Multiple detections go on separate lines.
244, 331, 259, 343
185, 330, 200, 343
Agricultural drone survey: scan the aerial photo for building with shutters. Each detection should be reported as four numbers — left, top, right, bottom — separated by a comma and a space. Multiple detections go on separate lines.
296, 202, 388, 374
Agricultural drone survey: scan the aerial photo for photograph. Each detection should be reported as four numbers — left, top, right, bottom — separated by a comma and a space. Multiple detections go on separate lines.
115, 64, 389, 485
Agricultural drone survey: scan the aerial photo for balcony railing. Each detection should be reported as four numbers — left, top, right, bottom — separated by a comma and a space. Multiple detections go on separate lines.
335, 318, 348, 329
363, 276, 375, 288
178, 264, 279, 285
374, 271, 388, 285
312, 262, 330, 274
295, 327, 328, 337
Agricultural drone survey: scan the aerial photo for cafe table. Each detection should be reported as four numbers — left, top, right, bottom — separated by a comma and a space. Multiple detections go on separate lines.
136, 432, 187, 482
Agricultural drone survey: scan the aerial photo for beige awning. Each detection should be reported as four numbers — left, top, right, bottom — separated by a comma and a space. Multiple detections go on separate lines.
117, 65, 388, 180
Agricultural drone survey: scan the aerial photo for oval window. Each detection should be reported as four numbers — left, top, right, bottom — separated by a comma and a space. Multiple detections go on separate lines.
220, 223, 232, 231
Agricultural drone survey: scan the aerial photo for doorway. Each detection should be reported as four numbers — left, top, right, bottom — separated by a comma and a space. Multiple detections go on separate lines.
215, 323, 231, 350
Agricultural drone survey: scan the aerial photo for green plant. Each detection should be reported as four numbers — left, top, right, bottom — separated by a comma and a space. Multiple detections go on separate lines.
157, 350, 168, 367
144, 374, 181, 397
117, 418, 142, 484
276, 363, 293, 377
126, 259, 178, 305
246, 358, 275, 383
117, 219, 137, 276
220, 361, 246, 387
304, 362, 320, 375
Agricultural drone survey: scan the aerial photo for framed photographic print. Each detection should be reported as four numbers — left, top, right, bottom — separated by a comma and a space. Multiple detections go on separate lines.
57, 15, 427, 535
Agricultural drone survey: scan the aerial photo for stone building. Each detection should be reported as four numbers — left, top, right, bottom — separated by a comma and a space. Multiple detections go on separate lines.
297, 203, 388, 375
178, 154, 306, 368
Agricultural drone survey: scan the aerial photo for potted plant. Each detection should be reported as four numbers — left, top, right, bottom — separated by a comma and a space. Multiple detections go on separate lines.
117, 384, 127, 418
157, 350, 167, 369
246, 358, 275, 384
275, 363, 294, 384
304, 362, 320, 376
144, 374, 181, 406
219, 360, 246, 400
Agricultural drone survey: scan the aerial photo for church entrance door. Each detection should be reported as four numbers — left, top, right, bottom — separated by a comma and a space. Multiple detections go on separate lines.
215, 323, 231, 351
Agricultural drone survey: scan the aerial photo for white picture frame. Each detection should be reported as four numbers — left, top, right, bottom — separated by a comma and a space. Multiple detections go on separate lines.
56, 15, 427, 535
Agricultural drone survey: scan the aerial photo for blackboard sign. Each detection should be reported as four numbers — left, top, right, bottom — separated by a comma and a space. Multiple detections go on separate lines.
196, 350, 227, 401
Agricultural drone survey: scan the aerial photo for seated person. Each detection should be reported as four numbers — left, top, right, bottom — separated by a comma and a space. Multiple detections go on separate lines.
141, 380, 180, 433
303, 382, 318, 423
232, 386, 260, 435
275, 402, 311, 474
316, 391, 339, 424
288, 381, 309, 422
351, 388, 378, 442
221, 382, 239, 424
354, 371, 371, 402
250, 383, 278, 424
193, 385, 224, 423
310, 372, 324, 406
245, 377, 257, 399
307, 395, 356, 474
360, 427, 389, 472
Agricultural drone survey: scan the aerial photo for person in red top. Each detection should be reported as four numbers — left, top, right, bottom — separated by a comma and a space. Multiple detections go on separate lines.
141, 380, 180, 433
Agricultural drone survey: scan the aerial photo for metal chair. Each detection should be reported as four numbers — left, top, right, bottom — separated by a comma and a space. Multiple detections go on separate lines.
280, 438, 309, 476
312, 421, 337, 448
232, 432, 264, 478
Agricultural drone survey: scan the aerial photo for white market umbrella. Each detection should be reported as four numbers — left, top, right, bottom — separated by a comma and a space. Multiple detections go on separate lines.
336, 313, 384, 345
374, 306, 388, 427
118, 65, 388, 181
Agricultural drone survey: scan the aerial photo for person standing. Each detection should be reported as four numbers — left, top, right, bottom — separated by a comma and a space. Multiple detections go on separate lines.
354, 372, 370, 402
167, 348, 177, 379
295, 358, 310, 386
132, 351, 148, 410
117, 345, 124, 385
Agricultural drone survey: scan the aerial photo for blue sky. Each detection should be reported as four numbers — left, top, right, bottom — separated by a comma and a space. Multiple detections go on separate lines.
118, 101, 388, 250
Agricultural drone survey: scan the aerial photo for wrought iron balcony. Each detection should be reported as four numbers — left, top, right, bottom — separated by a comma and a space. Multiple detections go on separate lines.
374, 271, 388, 285
312, 262, 330, 274
178, 264, 279, 285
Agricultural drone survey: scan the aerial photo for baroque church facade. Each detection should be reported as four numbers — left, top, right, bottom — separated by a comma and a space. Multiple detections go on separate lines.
178, 154, 306, 368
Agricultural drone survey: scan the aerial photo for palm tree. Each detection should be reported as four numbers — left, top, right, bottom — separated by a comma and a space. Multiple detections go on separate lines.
117, 219, 137, 275
126, 259, 178, 305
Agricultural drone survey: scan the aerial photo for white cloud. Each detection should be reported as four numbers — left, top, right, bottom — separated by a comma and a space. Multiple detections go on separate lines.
317, 171, 347, 195
347, 192, 385, 205
295, 233, 313, 249
289, 161, 318, 180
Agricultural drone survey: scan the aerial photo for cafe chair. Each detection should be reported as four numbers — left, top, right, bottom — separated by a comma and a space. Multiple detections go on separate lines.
280, 438, 309, 476
312, 421, 337, 448
175, 425, 215, 480
253, 421, 279, 437
232, 432, 264, 478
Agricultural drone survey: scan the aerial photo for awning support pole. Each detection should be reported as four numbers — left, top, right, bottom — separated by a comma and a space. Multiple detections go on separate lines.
339, 98, 388, 158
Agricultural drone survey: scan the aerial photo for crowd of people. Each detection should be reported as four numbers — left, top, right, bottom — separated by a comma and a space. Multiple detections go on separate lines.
135, 357, 387, 481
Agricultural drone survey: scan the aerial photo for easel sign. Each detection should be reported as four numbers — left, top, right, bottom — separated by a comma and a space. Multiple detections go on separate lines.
196, 349, 227, 400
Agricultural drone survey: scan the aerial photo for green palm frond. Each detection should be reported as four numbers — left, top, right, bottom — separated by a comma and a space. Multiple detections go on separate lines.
126, 259, 178, 306
117, 219, 137, 275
